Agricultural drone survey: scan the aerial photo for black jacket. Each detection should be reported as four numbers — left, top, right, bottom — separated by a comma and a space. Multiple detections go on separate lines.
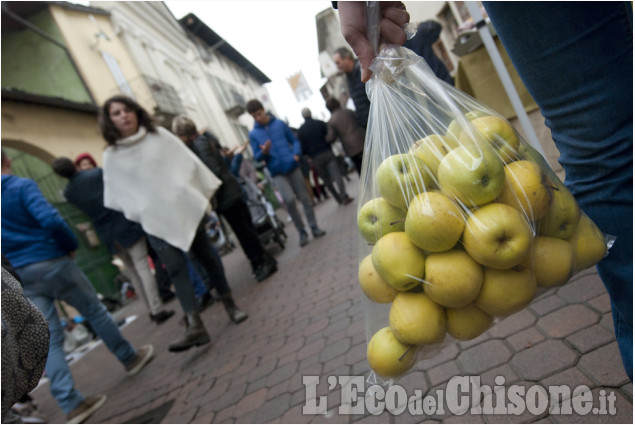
63, 168, 144, 253
188, 132, 243, 213
345, 61, 371, 128
297, 117, 332, 158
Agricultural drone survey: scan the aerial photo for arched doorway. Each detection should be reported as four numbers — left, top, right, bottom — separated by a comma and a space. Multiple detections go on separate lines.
3, 145, 120, 299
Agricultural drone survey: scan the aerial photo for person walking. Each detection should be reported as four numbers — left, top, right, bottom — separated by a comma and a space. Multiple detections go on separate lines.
246, 99, 326, 247
1, 150, 154, 424
297, 107, 353, 205
51, 156, 174, 324
325, 97, 366, 175
171, 116, 278, 282
98, 95, 248, 353
403, 20, 455, 86
332, 46, 371, 128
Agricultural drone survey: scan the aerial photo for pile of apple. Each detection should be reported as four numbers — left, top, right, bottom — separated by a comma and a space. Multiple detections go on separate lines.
357, 113, 608, 380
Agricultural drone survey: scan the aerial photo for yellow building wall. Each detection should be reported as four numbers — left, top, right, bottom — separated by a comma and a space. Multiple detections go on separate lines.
49, 5, 154, 109
1, 100, 107, 165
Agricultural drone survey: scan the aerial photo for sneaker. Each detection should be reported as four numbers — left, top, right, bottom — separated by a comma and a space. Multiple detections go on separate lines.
66, 395, 107, 424
311, 227, 326, 238
341, 196, 354, 205
150, 310, 175, 325
255, 260, 278, 282
125, 344, 154, 376
299, 231, 309, 247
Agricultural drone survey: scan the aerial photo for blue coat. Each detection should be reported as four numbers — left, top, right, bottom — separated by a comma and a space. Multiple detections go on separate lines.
1, 174, 78, 268
249, 114, 302, 177
63, 168, 145, 254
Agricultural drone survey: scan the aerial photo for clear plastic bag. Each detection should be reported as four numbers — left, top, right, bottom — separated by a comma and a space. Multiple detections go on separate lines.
356, 44, 612, 385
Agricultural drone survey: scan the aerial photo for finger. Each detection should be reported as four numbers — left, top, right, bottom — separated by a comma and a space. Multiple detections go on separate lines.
381, 4, 410, 27
379, 18, 409, 46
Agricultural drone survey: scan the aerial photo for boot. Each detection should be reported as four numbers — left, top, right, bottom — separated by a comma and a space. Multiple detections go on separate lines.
168, 312, 211, 352
221, 294, 248, 324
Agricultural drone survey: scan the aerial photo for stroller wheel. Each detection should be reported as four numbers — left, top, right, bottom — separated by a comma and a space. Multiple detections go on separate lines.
275, 235, 285, 250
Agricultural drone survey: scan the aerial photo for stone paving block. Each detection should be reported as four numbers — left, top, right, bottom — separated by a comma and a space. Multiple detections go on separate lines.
598, 312, 615, 333
297, 338, 327, 361
578, 343, 630, 387
428, 361, 461, 388
488, 309, 537, 339
248, 358, 278, 382
506, 326, 546, 352
318, 336, 351, 363
479, 364, 521, 388
587, 293, 611, 314
266, 361, 298, 388
419, 343, 460, 370
511, 339, 578, 381
457, 340, 513, 375
557, 273, 606, 304
233, 387, 268, 415
529, 293, 567, 317
256, 393, 293, 424
540, 367, 595, 396
537, 304, 599, 339
566, 324, 615, 354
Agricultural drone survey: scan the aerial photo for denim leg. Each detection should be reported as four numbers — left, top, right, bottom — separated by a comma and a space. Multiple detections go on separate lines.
188, 223, 232, 297
312, 152, 341, 202
288, 167, 319, 229
19, 267, 84, 414
485, 2, 633, 379
325, 154, 349, 199
147, 236, 198, 313
273, 173, 306, 233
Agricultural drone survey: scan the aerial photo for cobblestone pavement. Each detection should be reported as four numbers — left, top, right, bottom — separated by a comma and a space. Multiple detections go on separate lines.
30, 173, 632, 424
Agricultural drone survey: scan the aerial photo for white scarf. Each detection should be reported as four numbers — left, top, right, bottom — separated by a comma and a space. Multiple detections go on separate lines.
103, 126, 222, 252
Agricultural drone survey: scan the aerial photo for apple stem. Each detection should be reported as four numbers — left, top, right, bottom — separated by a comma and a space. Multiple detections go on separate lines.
390, 218, 406, 225
547, 185, 559, 191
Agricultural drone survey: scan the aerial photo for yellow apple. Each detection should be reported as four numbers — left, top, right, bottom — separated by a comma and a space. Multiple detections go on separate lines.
538, 180, 581, 240
358, 254, 399, 303
498, 160, 552, 222
446, 304, 493, 341
462, 203, 533, 269
445, 110, 489, 141
376, 154, 435, 210
423, 250, 483, 308
367, 327, 416, 378
357, 197, 406, 244
371, 232, 426, 291
459, 115, 520, 163
475, 265, 537, 317
437, 145, 505, 208
525, 236, 574, 288
409, 134, 459, 178
567, 215, 607, 274
405, 191, 465, 252
389, 292, 446, 345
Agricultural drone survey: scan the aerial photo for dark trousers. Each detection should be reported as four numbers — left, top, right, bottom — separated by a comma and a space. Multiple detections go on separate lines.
220, 200, 267, 271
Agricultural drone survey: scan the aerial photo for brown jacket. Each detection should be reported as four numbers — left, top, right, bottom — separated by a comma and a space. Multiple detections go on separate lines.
326, 108, 365, 157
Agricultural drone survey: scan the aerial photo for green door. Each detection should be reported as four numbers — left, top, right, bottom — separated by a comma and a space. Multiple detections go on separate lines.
3, 147, 120, 299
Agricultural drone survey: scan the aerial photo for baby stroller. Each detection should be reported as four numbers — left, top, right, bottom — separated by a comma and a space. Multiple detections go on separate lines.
239, 177, 287, 250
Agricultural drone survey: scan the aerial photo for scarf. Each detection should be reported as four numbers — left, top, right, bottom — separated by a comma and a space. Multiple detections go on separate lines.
103, 126, 221, 252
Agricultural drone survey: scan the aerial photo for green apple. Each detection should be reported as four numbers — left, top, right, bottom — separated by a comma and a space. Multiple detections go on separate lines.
409, 134, 459, 178
567, 214, 607, 274
459, 115, 520, 163
475, 265, 537, 317
367, 327, 416, 378
462, 203, 533, 269
357, 197, 406, 244
423, 250, 483, 308
538, 179, 581, 240
446, 110, 489, 142
371, 231, 426, 291
523, 236, 574, 288
376, 154, 435, 210
437, 145, 505, 208
405, 191, 465, 252
358, 254, 399, 303
446, 303, 493, 341
389, 292, 446, 345
498, 160, 552, 222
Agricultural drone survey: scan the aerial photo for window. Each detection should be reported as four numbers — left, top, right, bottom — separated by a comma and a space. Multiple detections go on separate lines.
100, 51, 134, 98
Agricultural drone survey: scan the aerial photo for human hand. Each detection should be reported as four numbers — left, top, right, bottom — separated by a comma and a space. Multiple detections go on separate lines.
338, 1, 410, 82
260, 140, 271, 155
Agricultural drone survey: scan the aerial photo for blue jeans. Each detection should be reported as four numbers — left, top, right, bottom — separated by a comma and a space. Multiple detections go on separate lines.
17, 256, 138, 413
484, 2, 633, 380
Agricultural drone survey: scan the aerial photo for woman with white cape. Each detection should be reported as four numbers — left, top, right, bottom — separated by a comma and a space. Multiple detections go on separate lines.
98, 95, 248, 353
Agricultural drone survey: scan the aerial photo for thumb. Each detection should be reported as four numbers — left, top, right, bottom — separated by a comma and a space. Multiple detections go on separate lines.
348, 38, 376, 83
